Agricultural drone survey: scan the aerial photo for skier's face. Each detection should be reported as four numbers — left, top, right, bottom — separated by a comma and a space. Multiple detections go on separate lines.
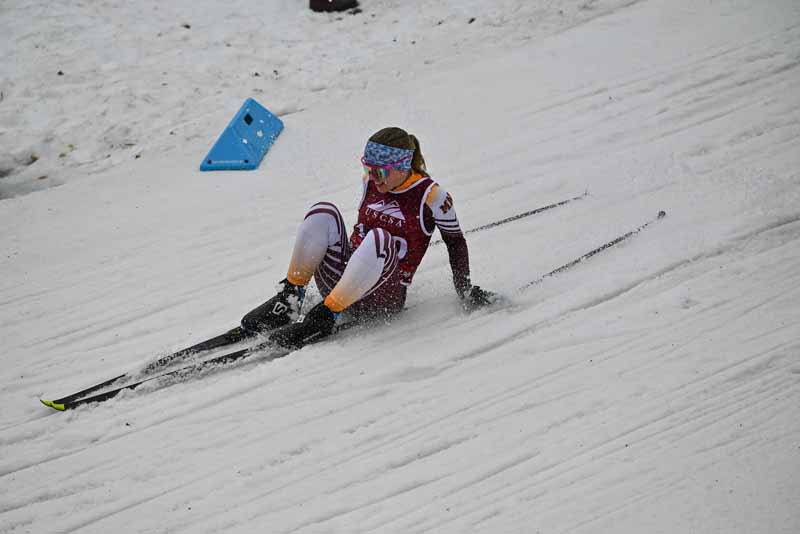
361, 153, 412, 188
374, 168, 410, 193
364, 164, 391, 184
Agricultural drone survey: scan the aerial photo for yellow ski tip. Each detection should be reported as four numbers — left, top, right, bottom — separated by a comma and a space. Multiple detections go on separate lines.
40, 399, 66, 411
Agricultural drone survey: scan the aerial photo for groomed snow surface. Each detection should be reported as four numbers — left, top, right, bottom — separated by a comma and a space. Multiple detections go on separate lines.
2, 0, 799, 533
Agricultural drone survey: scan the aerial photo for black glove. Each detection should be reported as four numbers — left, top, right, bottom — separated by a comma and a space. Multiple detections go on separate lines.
461, 285, 497, 312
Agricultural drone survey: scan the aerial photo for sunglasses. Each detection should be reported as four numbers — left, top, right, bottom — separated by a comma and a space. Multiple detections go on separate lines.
361, 155, 412, 183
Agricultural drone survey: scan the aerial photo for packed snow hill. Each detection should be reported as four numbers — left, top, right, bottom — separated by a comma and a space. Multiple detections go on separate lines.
1, 0, 799, 533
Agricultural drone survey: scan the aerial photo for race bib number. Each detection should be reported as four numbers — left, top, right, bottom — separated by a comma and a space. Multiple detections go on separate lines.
392, 235, 408, 260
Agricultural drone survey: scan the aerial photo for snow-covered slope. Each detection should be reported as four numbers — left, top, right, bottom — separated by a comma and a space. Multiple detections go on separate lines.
0, 0, 629, 198
1, 0, 799, 532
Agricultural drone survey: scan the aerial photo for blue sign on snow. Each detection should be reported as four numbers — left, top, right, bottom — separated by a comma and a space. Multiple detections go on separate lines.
200, 98, 284, 171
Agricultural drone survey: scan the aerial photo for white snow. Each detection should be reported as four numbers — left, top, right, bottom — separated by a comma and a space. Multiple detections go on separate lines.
2, 0, 799, 532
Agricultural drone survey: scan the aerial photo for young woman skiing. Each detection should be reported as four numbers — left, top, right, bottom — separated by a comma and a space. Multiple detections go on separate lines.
242, 127, 494, 348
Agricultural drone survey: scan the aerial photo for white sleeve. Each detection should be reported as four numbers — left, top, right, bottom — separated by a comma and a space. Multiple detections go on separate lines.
426, 184, 463, 237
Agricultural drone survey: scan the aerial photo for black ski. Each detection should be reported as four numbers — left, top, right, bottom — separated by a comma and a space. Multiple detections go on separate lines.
40, 321, 362, 411
46, 326, 253, 406
41, 341, 282, 411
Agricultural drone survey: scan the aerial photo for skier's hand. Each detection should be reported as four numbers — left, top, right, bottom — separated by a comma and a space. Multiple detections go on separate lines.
461, 285, 497, 312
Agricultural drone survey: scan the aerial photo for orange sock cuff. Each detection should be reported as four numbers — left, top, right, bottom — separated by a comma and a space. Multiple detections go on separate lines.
286, 272, 311, 287
323, 293, 349, 313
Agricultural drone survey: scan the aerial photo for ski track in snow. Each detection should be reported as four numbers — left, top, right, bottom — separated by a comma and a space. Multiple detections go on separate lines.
2, 209, 798, 533
2, 0, 800, 533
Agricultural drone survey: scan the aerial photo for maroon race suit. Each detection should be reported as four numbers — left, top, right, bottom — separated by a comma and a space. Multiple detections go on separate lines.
345, 172, 471, 313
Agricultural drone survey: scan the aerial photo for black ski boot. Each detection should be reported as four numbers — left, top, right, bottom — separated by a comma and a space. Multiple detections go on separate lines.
269, 302, 337, 348
241, 279, 305, 334
309, 0, 359, 13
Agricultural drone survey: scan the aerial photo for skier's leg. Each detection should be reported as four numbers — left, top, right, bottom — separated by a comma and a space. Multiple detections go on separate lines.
287, 202, 349, 291
241, 202, 348, 333
268, 228, 402, 348
324, 227, 400, 313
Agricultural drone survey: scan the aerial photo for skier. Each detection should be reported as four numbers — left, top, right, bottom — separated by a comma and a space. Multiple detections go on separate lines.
242, 127, 495, 348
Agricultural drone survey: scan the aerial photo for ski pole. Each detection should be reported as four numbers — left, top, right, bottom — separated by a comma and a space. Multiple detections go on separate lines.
521, 210, 667, 290
430, 192, 588, 247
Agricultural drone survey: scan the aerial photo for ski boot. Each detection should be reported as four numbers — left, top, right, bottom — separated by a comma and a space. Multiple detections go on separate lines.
241, 279, 305, 334
269, 302, 337, 348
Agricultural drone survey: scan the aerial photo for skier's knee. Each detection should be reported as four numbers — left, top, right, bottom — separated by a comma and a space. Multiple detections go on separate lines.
363, 228, 404, 261
303, 202, 343, 222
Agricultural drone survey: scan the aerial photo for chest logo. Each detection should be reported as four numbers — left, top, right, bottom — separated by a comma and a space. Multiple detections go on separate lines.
366, 200, 405, 220
364, 199, 406, 228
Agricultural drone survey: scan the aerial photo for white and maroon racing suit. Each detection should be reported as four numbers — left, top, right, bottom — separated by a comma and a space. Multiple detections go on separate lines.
286, 172, 471, 316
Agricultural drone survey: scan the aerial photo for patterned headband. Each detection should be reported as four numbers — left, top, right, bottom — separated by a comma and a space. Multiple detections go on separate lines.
363, 141, 414, 170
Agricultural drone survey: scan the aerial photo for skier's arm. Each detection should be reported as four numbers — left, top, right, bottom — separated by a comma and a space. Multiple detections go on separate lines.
426, 185, 471, 296
443, 232, 471, 297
